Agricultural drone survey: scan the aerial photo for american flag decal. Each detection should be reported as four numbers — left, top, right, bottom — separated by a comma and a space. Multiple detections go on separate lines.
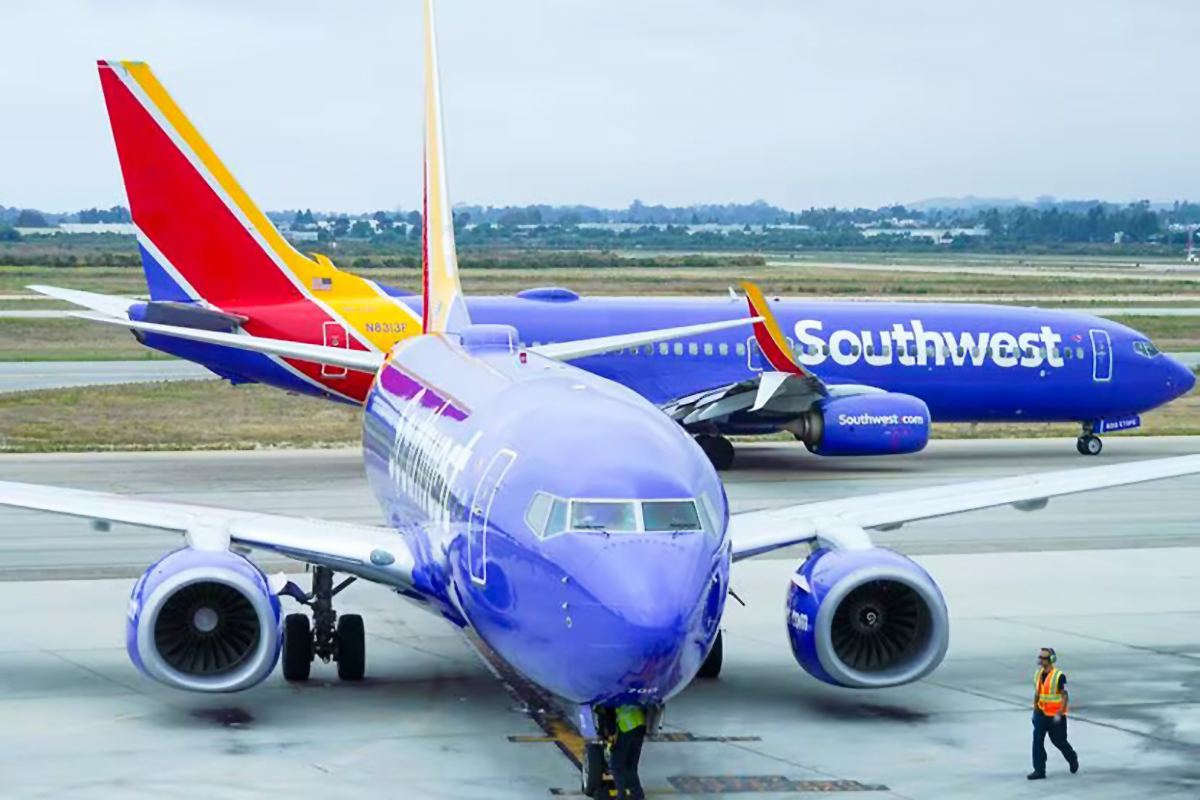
313, 276, 332, 291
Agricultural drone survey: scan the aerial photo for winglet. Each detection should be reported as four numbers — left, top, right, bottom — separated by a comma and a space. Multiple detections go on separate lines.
421, 0, 470, 335
741, 282, 808, 376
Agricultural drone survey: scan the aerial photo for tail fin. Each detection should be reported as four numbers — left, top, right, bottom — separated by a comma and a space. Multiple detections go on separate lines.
742, 281, 809, 377
96, 60, 343, 308
421, 0, 470, 334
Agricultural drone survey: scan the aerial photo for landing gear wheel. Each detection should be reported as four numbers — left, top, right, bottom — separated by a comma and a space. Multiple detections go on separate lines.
336, 614, 366, 681
698, 630, 724, 679
282, 613, 312, 682
697, 435, 735, 471
581, 741, 605, 798
1077, 435, 1103, 456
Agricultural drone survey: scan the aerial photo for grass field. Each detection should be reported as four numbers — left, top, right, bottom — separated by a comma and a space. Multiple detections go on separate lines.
1, 378, 1197, 454
0, 319, 173, 361
9, 259, 1200, 299
0, 381, 360, 453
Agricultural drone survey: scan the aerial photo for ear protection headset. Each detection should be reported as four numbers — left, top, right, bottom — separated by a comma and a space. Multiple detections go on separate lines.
1039, 648, 1057, 664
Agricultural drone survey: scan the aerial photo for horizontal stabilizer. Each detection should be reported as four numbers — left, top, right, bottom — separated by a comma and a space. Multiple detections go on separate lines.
75, 313, 384, 373
530, 316, 762, 362
29, 285, 136, 319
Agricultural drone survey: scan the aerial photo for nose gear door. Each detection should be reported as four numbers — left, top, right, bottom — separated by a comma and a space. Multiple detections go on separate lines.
1090, 329, 1112, 382
468, 450, 516, 585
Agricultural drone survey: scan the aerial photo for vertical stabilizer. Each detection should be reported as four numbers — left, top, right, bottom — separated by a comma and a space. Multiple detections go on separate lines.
421, 0, 471, 335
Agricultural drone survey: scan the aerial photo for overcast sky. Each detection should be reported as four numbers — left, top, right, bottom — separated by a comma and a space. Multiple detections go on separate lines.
2, 0, 1197, 213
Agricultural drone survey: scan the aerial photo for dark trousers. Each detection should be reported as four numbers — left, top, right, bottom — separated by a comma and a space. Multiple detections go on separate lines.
611, 726, 646, 800
1032, 711, 1077, 773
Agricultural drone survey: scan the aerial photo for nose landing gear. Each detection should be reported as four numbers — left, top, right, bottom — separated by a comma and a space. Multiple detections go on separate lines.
281, 566, 365, 682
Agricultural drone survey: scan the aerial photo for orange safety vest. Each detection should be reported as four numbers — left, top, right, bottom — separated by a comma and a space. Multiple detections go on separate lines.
1035, 667, 1067, 716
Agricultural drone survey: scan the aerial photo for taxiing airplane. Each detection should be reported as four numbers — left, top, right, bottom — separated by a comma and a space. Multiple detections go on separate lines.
5, 5, 1200, 795
35, 37, 1194, 469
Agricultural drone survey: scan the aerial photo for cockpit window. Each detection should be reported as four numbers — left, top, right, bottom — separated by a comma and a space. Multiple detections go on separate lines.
1134, 340, 1160, 358
525, 494, 710, 537
570, 500, 637, 532
642, 500, 702, 532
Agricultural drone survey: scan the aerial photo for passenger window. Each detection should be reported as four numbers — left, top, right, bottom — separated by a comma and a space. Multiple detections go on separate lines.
660, 343, 669, 355
719, 343, 729, 356
704, 343, 713, 356
1076, 347, 1084, 359
865, 345, 874, 357
688, 343, 698, 356
736, 343, 746, 356
642, 500, 701, 532
674, 343, 684, 356
822, 344, 830, 356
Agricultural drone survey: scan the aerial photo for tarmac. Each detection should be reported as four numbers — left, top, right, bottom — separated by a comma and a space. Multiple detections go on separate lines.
0, 439, 1197, 797
0, 360, 216, 394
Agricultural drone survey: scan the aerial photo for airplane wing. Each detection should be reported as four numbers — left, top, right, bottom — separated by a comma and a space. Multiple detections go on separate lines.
30, 284, 137, 319
0, 480, 417, 591
530, 316, 763, 362
74, 313, 386, 373
729, 454, 1200, 560
664, 282, 836, 428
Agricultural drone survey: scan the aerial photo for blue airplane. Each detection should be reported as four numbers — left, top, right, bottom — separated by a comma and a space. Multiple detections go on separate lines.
36, 35, 1194, 470
5, 5, 1200, 795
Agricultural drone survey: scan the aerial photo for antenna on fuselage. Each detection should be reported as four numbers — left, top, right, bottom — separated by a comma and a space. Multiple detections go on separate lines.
421, 0, 471, 336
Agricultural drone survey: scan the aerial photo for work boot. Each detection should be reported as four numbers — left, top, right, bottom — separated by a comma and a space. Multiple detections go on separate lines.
1027, 771, 1046, 780
1069, 758, 1079, 774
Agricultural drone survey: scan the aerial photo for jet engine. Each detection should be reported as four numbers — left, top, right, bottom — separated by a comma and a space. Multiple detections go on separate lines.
127, 548, 282, 692
786, 547, 948, 688
786, 393, 930, 457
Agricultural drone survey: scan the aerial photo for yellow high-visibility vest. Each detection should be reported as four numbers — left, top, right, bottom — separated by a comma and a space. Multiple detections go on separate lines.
1035, 667, 1067, 716
616, 705, 646, 733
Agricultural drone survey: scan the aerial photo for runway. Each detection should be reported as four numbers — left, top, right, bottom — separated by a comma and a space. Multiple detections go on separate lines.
2, 437, 1197, 580
0, 439, 1197, 797
0, 360, 216, 394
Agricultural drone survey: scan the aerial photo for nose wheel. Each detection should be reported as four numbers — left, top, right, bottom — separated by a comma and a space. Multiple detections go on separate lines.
280, 566, 365, 682
1077, 434, 1103, 456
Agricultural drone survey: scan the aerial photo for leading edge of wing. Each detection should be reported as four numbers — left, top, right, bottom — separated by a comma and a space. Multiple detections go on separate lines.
0, 480, 416, 590
531, 316, 763, 362
729, 454, 1200, 560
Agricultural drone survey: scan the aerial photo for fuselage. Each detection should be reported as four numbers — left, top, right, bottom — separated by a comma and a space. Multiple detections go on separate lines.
360, 326, 730, 705
135, 292, 1194, 429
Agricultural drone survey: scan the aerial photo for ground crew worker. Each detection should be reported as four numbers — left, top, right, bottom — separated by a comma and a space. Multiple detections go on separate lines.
1028, 647, 1079, 780
610, 704, 647, 800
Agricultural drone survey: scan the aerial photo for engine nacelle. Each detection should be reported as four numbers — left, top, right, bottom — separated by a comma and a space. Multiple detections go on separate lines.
788, 393, 930, 457
127, 548, 282, 692
786, 547, 948, 688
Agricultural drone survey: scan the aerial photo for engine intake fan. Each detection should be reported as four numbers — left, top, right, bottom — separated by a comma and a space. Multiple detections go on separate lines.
787, 547, 948, 688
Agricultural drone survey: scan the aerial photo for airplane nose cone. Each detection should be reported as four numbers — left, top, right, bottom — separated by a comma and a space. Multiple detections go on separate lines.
1166, 355, 1196, 399
562, 538, 726, 703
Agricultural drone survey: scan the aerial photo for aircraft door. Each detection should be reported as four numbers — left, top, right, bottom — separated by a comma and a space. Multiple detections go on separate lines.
747, 338, 764, 371
1090, 329, 1112, 382
322, 321, 349, 377
468, 449, 516, 585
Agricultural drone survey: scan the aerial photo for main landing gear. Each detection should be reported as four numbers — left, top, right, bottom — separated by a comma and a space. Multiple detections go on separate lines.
697, 630, 724, 679
281, 566, 365, 682
695, 434, 735, 471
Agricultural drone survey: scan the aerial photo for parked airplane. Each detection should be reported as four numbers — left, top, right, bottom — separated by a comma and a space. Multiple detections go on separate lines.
35, 40, 1193, 469
6, 4, 1200, 795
